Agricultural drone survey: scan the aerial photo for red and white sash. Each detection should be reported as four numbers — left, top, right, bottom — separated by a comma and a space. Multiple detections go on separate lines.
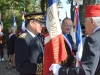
63, 34, 75, 56
9, 33, 14, 39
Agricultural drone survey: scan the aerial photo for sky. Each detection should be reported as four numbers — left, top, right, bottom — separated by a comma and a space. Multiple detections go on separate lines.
58, 0, 71, 22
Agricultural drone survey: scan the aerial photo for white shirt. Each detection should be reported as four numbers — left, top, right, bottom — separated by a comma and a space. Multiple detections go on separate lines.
93, 26, 100, 33
26, 29, 36, 38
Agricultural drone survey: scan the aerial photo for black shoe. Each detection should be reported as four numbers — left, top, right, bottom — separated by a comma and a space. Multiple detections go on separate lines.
6, 66, 11, 70
12, 66, 16, 68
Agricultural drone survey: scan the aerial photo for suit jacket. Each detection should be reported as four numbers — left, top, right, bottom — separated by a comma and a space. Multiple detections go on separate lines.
62, 34, 77, 67
8, 34, 16, 55
59, 28, 100, 75
15, 31, 43, 75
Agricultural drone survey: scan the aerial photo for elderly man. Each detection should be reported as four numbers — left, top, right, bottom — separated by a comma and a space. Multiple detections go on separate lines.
49, 5, 100, 75
15, 12, 44, 75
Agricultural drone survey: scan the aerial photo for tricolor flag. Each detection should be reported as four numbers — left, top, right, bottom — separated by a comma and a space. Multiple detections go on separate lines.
19, 11, 26, 34
12, 15, 17, 33
12, 15, 17, 26
74, 4, 83, 67
22, 11, 26, 20
19, 20, 25, 34
43, 0, 67, 75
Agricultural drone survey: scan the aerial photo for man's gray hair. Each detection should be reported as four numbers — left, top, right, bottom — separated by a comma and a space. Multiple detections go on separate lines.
86, 17, 100, 26
11, 26, 17, 34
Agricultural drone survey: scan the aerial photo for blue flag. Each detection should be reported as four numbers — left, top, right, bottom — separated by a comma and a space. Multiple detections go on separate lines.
76, 12, 81, 46
12, 15, 16, 26
19, 11, 26, 34
74, 4, 83, 67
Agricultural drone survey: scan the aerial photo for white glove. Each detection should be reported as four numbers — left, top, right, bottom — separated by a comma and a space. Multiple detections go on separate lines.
49, 64, 61, 75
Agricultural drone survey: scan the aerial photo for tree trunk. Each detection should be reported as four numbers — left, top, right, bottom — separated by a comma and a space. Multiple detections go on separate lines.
79, 0, 96, 25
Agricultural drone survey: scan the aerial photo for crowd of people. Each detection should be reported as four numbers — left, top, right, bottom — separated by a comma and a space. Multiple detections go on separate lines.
0, 26, 17, 69
0, 4, 100, 75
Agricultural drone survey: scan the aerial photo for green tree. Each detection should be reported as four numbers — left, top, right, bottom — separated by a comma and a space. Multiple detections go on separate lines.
0, 0, 67, 36
40, 0, 47, 12
40, 0, 62, 12
0, 0, 40, 34
80, 0, 96, 24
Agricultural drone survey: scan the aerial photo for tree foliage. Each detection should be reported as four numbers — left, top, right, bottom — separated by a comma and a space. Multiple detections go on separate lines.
1, 0, 96, 35
0, 0, 42, 35
0, 0, 61, 36
80, 0, 96, 24
40, 0, 47, 12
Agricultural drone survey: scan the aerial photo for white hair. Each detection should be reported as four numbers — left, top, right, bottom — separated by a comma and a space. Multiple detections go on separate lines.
86, 17, 100, 26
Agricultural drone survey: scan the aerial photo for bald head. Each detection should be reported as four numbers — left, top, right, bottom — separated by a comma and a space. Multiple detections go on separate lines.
62, 18, 72, 24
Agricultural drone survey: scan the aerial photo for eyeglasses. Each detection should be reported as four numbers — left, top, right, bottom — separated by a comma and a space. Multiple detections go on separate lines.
32, 20, 44, 26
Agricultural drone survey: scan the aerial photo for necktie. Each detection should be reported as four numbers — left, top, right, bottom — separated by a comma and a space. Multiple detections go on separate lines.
35, 36, 43, 52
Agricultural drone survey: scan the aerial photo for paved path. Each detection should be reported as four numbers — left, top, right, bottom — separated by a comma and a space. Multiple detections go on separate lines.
0, 49, 19, 75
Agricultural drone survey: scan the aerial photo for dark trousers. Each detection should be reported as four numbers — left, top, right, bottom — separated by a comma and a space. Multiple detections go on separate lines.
19, 73, 36, 75
0, 48, 4, 58
0, 43, 4, 58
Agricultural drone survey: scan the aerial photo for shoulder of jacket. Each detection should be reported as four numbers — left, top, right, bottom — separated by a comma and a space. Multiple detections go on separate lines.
19, 33, 26, 39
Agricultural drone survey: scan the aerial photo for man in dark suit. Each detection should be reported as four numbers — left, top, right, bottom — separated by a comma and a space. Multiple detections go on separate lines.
61, 18, 77, 67
15, 12, 45, 75
49, 5, 100, 75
